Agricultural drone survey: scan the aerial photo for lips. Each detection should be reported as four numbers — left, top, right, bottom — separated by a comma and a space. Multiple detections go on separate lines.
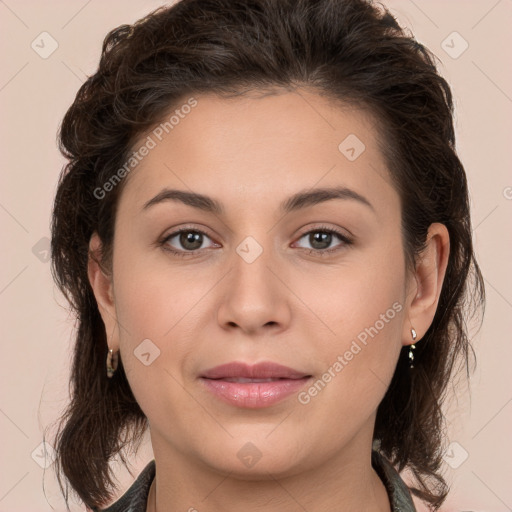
200, 361, 310, 380
199, 361, 312, 408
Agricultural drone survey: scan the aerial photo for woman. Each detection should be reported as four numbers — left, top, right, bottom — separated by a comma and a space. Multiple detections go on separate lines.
48, 0, 484, 511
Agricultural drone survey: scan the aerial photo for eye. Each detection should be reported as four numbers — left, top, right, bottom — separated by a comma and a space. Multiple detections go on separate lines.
158, 225, 353, 258
293, 226, 353, 256
159, 228, 218, 257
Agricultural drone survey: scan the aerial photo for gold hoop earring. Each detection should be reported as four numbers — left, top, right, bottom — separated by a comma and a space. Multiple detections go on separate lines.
106, 348, 119, 378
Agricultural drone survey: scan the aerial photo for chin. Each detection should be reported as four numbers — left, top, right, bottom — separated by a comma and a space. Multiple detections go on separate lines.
196, 437, 310, 479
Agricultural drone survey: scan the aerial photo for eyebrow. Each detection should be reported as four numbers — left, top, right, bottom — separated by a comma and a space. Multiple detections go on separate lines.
141, 186, 375, 215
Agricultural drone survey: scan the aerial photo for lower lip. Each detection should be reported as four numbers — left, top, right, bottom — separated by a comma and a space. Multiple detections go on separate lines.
200, 377, 312, 408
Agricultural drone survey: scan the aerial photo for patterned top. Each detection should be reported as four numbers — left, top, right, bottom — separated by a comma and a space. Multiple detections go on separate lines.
94, 450, 417, 512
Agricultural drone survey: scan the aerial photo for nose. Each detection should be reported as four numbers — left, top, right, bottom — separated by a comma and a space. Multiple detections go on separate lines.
216, 240, 292, 335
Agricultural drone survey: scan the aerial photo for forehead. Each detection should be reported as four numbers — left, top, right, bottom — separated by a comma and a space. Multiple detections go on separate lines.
117, 89, 395, 217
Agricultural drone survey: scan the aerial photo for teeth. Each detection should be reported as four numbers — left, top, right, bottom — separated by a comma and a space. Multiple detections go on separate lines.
223, 377, 279, 383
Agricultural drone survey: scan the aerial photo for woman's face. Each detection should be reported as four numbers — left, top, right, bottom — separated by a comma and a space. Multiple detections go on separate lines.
93, 89, 415, 476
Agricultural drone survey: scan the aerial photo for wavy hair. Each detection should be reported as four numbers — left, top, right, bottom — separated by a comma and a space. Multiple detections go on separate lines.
47, 0, 485, 510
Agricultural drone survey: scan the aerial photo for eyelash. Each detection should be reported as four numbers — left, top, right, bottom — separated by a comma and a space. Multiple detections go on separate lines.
158, 225, 353, 258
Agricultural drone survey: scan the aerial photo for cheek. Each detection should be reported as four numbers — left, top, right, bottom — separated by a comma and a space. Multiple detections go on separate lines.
300, 239, 405, 339
112, 240, 195, 335
294, 276, 405, 433
290, 253, 405, 452
299, 239, 406, 392
111, 254, 201, 418
111, 246, 182, 372
112, 246, 220, 383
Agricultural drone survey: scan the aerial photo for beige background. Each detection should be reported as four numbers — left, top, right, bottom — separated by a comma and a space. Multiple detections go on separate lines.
0, 1, 511, 510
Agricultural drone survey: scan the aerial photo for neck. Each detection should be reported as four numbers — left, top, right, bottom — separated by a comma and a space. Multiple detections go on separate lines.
146, 440, 391, 512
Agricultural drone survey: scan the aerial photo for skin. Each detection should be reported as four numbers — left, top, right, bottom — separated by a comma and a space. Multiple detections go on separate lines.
88, 88, 449, 512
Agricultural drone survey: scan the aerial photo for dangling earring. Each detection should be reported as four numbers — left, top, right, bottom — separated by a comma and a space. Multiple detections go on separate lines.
409, 328, 417, 369
106, 326, 119, 378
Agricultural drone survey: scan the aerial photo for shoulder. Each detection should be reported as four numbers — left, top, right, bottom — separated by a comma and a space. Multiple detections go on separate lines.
372, 450, 417, 512
94, 460, 156, 512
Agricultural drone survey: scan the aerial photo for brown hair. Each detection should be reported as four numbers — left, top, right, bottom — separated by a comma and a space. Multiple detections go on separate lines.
47, 0, 484, 510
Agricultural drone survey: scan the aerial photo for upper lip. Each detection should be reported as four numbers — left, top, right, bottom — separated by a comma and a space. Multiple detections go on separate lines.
200, 361, 311, 380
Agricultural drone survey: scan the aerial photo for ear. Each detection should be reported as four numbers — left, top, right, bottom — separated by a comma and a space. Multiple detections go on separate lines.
403, 222, 450, 346
87, 232, 119, 350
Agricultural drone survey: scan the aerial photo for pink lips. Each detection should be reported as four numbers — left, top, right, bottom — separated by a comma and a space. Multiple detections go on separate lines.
200, 362, 312, 409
